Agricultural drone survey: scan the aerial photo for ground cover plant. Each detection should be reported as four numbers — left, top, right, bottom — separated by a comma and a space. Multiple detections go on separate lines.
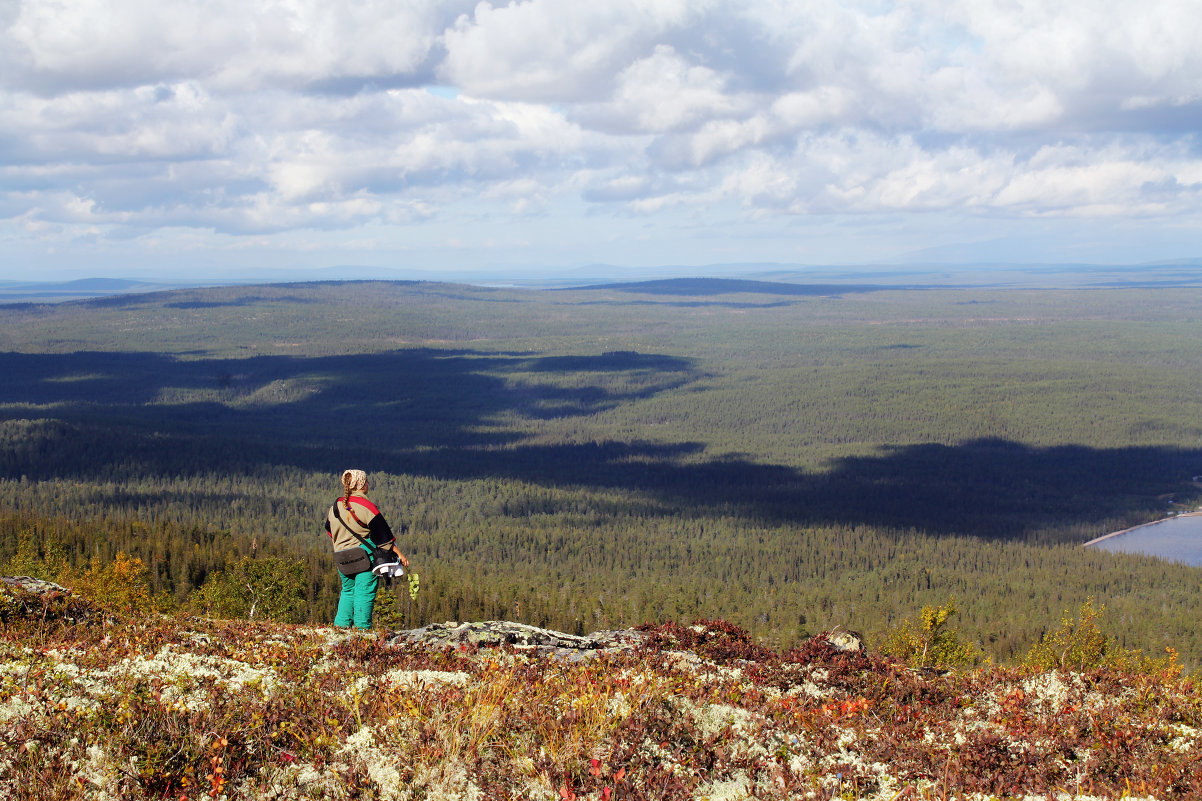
2, 580, 1200, 801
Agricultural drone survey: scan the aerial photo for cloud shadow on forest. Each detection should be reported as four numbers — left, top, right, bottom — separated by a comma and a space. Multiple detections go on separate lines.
0, 347, 1197, 543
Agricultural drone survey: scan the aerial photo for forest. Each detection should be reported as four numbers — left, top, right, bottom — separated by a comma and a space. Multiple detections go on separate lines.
0, 278, 1200, 666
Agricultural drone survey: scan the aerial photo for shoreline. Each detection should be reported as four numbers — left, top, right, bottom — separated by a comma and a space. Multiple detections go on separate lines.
1082, 510, 1202, 548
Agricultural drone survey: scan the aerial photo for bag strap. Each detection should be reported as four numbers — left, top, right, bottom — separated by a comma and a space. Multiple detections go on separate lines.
330, 501, 384, 555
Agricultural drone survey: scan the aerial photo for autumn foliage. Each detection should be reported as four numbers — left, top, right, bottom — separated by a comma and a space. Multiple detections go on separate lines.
2, 581, 1201, 800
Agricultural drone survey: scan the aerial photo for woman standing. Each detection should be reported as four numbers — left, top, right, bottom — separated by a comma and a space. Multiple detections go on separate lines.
324, 469, 409, 630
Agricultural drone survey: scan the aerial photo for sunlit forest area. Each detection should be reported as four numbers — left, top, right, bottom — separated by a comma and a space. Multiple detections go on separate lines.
1, 278, 1200, 665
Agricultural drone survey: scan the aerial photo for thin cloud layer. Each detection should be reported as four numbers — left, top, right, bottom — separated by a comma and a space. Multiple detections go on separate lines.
2, 0, 1201, 274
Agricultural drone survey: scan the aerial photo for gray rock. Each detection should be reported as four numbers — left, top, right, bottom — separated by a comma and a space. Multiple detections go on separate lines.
386, 620, 648, 660
825, 626, 865, 653
1, 575, 73, 595
0, 575, 100, 624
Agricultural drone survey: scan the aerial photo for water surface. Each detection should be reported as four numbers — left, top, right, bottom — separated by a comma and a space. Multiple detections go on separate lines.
1088, 514, 1202, 566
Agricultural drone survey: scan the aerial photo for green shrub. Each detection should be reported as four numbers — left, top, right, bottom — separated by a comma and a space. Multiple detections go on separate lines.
189, 555, 308, 623
4, 533, 67, 580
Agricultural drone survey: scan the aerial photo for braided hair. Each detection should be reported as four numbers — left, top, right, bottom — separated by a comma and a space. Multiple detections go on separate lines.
341, 469, 368, 508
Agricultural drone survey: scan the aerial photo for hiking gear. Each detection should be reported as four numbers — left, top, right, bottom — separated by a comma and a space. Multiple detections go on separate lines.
333, 546, 372, 577
324, 493, 398, 554
372, 560, 405, 579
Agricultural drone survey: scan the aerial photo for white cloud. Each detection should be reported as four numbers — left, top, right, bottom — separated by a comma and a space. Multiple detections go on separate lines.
3, 0, 460, 93
588, 45, 747, 134
439, 0, 707, 101
2, 0, 1202, 273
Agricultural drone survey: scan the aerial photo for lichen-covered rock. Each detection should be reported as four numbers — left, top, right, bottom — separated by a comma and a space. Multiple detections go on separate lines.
2, 575, 71, 595
386, 620, 647, 661
825, 626, 865, 653
0, 575, 101, 624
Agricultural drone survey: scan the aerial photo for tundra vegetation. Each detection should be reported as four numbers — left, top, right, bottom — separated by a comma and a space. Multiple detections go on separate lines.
0, 279, 1201, 668
1, 581, 1199, 800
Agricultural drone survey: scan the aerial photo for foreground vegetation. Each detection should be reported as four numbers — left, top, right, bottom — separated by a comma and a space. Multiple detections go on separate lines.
2, 581, 1199, 800
1, 280, 1201, 667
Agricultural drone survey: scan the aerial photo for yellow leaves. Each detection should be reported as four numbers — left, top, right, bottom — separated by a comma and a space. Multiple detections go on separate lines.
56, 551, 154, 616
880, 599, 981, 670
1021, 598, 1181, 675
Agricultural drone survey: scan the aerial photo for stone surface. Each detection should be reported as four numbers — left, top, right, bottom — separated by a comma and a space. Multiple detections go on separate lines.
1, 575, 73, 595
388, 620, 866, 664
386, 620, 648, 661
825, 626, 865, 653
0, 575, 100, 624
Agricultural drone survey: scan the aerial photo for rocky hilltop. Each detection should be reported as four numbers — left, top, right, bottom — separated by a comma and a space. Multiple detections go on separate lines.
388, 620, 863, 663
1, 576, 1199, 800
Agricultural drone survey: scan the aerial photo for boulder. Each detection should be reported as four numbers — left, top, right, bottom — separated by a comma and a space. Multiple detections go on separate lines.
1, 575, 72, 596
386, 620, 647, 661
825, 626, 865, 653
0, 575, 101, 624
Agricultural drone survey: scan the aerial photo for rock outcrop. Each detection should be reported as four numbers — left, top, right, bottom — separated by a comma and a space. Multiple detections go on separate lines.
387, 619, 866, 663
0, 575, 101, 624
1, 575, 73, 595
387, 620, 648, 661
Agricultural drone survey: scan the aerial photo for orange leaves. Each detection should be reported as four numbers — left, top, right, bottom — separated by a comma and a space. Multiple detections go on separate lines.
206, 735, 229, 795
205, 754, 225, 795
820, 696, 872, 719
778, 693, 873, 730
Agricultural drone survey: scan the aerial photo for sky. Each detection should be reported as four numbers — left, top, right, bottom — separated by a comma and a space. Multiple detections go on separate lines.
2, 0, 1202, 282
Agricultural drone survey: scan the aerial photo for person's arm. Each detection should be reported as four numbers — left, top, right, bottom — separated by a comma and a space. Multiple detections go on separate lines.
368, 513, 409, 567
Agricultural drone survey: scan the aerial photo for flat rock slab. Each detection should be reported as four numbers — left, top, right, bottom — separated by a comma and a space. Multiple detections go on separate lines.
387, 620, 648, 661
0, 575, 101, 624
1, 575, 73, 595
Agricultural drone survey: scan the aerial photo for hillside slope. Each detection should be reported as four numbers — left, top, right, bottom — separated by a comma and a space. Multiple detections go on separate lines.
2, 580, 1199, 800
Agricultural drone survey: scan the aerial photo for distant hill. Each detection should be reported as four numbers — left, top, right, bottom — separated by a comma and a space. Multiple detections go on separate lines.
572, 277, 902, 296
0, 277, 244, 304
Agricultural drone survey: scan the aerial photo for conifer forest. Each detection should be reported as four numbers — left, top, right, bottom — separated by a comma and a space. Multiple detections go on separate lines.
1, 279, 1200, 667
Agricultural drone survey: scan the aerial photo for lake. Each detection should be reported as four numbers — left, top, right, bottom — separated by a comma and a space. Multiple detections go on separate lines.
1086, 514, 1202, 566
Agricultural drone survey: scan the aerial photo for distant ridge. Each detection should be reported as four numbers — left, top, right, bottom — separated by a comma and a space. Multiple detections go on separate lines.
57, 277, 143, 290
570, 277, 899, 296
0, 277, 246, 304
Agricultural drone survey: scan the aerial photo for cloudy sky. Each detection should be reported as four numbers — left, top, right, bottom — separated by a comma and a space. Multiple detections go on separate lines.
3, 0, 1202, 281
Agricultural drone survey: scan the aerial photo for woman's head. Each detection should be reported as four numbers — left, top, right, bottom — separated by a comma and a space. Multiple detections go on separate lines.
342, 469, 369, 498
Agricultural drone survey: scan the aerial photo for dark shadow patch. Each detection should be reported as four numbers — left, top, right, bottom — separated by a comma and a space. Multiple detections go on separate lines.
1, 345, 1198, 544
570, 299, 807, 309
165, 295, 317, 309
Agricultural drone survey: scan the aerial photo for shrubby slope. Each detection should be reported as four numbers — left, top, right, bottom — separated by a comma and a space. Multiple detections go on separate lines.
1, 580, 1199, 800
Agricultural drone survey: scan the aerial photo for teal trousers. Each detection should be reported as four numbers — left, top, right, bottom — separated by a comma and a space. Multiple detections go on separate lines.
335, 567, 379, 630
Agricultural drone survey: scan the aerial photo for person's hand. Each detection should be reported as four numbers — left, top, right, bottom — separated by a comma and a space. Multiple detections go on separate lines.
399, 554, 410, 568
